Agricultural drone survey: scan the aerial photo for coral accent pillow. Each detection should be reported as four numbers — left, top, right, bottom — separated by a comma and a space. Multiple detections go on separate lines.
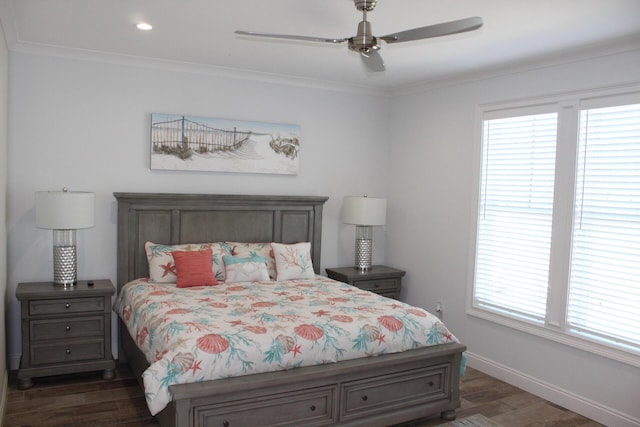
172, 249, 219, 288
225, 242, 276, 279
271, 242, 315, 281
223, 255, 270, 283
145, 241, 229, 283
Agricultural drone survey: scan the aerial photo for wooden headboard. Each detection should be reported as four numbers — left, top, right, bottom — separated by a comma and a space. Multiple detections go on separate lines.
114, 193, 328, 291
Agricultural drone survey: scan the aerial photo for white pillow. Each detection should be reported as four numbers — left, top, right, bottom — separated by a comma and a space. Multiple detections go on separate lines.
271, 242, 315, 280
223, 255, 270, 282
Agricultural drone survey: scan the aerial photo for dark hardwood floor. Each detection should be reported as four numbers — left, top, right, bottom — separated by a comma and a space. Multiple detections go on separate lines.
4, 365, 603, 427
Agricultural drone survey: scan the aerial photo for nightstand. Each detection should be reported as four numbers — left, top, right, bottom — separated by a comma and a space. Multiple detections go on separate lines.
15, 279, 116, 389
325, 265, 406, 300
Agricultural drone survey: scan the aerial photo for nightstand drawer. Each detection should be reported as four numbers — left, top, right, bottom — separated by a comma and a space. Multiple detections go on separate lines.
30, 316, 105, 341
29, 297, 105, 316
352, 278, 398, 293
31, 338, 105, 366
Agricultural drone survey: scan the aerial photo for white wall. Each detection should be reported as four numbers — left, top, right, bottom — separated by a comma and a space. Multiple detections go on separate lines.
6, 52, 391, 370
0, 12, 9, 418
387, 47, 640, 426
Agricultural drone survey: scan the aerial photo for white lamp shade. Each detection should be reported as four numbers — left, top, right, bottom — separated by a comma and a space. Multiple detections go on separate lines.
35, 191, 95, 229
342, 196, 386, 226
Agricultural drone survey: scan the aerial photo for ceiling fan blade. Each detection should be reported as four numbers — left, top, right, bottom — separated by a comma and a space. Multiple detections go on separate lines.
235, 30, 346, 44
361, 50, 385, 72
379, 16, 483, 44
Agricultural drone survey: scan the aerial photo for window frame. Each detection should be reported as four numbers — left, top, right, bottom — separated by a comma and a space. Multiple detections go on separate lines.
467, 83, 640, 368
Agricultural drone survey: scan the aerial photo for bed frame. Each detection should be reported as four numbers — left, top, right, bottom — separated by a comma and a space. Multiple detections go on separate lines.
114, 192, 466, 427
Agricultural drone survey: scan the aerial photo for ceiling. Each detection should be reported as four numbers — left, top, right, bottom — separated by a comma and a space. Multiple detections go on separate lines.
1, 0, 640, 91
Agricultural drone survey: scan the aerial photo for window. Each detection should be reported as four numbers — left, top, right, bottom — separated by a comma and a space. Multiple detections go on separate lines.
568, 103, 640, 351
470, 86, 640, 366
475, 112, 557, 323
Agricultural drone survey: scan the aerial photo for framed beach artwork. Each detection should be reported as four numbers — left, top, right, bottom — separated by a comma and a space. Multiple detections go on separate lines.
150, 114, 300, 175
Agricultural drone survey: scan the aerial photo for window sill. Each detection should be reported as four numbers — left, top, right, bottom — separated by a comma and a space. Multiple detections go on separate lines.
466, 306, 640, 368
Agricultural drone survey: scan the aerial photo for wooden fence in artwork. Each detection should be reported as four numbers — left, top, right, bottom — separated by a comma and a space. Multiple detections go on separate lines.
151, 117, 252, 153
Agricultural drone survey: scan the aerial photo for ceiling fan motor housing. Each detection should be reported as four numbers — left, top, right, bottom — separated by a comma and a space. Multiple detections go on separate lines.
348, 20, 380, 53
354, 0, 376, 12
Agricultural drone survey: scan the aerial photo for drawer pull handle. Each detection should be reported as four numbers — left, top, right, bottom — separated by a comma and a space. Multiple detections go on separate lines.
310, 405, 316, 411
223, 421, 230, 427
428, 381, 434, 387
65, 325, 71, 331
65, 349, 71, 355
361, 395, 368, 401
65, 303, 70, 309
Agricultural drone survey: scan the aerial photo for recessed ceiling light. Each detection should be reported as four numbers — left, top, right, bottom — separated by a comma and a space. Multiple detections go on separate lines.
136, 22, 152, 31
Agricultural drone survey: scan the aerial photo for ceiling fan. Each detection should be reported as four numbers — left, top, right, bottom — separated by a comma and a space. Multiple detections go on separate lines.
235, 0, 483, 72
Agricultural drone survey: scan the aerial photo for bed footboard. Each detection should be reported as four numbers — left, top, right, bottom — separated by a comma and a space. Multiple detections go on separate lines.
123, 326, 465, 427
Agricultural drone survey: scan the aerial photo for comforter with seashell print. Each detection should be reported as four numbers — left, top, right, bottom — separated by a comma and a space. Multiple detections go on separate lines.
114, 276, 460, 416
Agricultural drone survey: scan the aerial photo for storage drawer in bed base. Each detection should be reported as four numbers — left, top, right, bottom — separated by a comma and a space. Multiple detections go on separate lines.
340, 363, 450, 421
193, 386, 336, 427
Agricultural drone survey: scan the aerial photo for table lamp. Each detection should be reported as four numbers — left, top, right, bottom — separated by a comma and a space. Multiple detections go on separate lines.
35, 188, 95, 286
342, 195, 386, 270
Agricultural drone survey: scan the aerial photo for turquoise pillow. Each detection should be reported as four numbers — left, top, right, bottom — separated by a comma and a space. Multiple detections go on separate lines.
222, 255, 266, 265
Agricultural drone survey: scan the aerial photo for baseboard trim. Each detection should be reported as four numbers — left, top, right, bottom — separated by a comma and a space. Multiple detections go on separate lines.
466, 352, 640, 427
0, 370, 7, 424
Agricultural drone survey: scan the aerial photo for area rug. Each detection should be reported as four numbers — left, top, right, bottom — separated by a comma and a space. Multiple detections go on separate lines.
440, 414, 503, 427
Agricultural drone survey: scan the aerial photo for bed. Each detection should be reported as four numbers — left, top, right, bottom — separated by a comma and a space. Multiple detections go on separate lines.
114, 192, 466, 427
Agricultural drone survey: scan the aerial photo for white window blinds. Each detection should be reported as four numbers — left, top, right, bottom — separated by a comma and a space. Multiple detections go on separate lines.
474, 113, 558, 323
567, 103, 640, 350
471, 91, 640, 363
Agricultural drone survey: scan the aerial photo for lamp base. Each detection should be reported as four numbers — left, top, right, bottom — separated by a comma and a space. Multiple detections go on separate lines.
53, 245, 77, 287
355, 238, 372, 270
